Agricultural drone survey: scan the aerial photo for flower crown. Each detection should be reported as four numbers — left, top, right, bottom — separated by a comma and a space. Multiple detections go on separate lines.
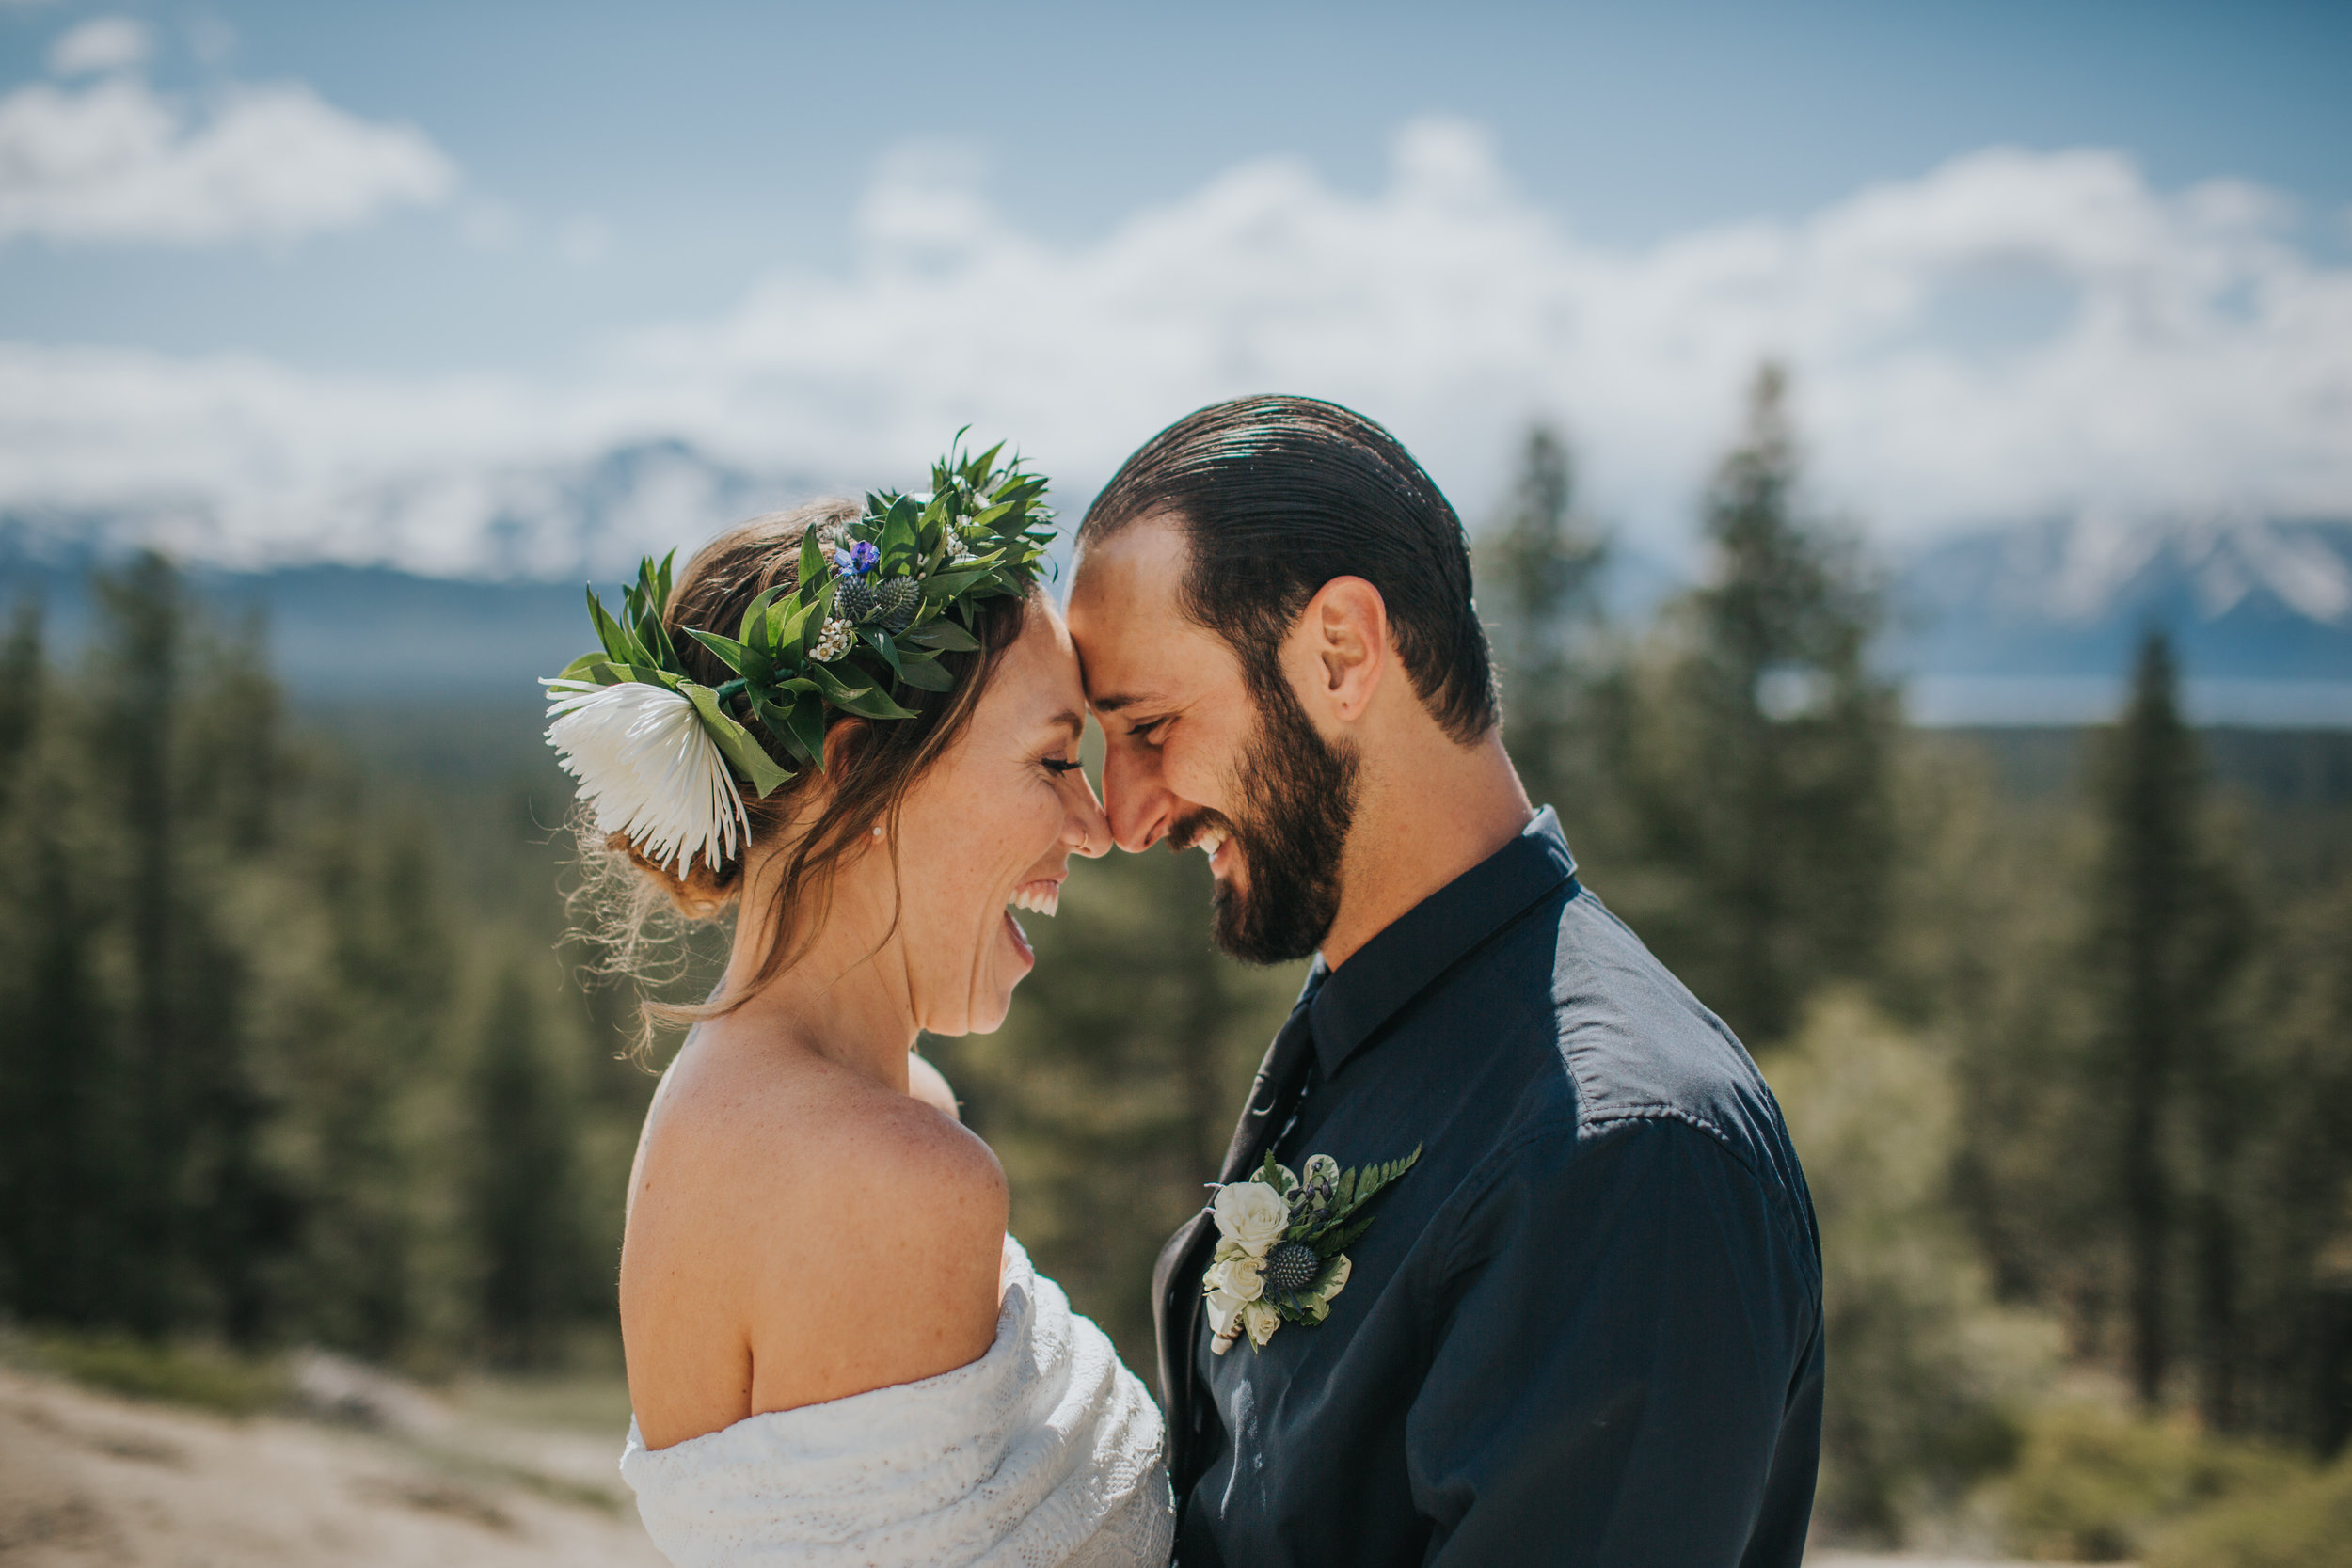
543, 438, 1055, 878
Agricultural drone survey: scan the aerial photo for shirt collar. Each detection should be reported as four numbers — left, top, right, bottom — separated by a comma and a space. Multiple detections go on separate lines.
1305, 807, 1577, 1080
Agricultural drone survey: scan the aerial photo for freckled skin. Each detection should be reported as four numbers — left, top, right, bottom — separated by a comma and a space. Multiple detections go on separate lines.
621, 599, 1110, 1449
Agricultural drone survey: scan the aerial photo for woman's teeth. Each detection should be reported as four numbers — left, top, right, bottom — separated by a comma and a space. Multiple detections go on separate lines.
1009, 883, 1060, 917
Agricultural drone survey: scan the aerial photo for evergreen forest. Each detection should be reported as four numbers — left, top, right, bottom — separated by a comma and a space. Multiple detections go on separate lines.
4, 370, 2351, 1562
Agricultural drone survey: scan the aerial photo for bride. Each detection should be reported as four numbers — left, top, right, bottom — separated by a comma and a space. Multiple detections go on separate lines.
542, 445, 1174, 1566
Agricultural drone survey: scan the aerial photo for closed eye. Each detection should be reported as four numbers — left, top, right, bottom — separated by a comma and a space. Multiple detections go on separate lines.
1041, 756, 1085, 775
1126, 716, 1171, 747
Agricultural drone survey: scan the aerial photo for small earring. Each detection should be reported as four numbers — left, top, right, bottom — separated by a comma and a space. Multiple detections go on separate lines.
872, 824, 883, 837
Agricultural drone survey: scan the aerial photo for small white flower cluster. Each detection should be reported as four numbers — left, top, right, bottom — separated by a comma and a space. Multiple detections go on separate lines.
1203, 1154, 1351, 1355
810, 616, 853, 662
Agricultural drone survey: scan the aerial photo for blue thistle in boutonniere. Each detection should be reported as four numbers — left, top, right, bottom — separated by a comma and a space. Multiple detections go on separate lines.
1202, 1146, 1420, 1354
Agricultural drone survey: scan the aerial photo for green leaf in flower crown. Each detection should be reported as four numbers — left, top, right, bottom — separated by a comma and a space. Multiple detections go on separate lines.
798, 522, 828, 594
553, 651, 611, 683
781, 691, 830, 770
783, 583, 834, 664
806, 663, 918, 721
750, 691, 806, 766
683, 628, 749, 675
903, 619, 979, 654
633, 554, 681, 670
770, 593, 817, 661
738, 583, 786, 648
683, 682, 792, 797
921, 565, 996, 601
862, 628, 904, 675
880, 495, 921, 565
563, 657, 683, 691
586, 586, 639, 666
895, 654, 953, 692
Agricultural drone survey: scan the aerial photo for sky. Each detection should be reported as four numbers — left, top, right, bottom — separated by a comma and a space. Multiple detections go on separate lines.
0, 0, 2347, 576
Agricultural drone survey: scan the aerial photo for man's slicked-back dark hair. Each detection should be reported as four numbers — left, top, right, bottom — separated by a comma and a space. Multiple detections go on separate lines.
1078, 394, 1499, 743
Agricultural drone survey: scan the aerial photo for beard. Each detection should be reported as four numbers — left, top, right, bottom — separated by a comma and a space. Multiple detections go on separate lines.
1174, 678, 1361, 965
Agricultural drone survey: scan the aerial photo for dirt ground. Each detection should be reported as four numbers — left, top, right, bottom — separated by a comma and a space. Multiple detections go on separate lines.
0, 1363, 661, 1567
0, 1360, 2056, 1567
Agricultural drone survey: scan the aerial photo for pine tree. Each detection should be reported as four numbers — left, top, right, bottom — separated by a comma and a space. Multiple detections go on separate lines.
0, 601, 40, 811
1611, 363, 1899, 1043
0, 613, 129, 1325
78, 554, 293, 1342
1481, 425, 1610, 811
2089, 630, 2249, 1415
91, 553, 191, 1333
466, 965, 591, 1367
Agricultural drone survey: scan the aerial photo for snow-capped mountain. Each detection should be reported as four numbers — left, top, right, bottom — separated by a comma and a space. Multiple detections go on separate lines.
1896, 515, 2352, 679
0, 438, 835, 698
8, 444, 2352, 723
1890, 514, 2352, 723
0, 438, 822, 583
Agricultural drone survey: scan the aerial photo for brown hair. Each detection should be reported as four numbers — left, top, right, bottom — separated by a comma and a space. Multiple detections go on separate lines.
1080, 394, 1498, 743
573, 499, 1031, 1047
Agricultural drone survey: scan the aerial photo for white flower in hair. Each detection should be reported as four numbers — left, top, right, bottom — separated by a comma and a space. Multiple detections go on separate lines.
544, 678, 746, 878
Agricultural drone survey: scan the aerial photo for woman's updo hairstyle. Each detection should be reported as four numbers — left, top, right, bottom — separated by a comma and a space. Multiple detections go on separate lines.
576, 499, 1032, 1035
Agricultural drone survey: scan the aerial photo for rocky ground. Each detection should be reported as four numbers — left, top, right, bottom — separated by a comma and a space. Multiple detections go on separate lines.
0, 1358, 2058, 1567
0, 1360, 660, 1567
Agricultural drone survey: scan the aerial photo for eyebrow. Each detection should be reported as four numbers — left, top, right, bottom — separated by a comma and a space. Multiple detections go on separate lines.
1089, 692, 1149, 714
1049, 707, 1085, 738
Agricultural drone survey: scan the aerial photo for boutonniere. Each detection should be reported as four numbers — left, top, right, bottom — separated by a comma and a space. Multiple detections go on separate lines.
1202, 1146, 1421, 1355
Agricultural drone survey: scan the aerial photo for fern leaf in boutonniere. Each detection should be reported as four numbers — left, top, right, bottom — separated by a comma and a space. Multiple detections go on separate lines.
1200, 1144, 1421, 1355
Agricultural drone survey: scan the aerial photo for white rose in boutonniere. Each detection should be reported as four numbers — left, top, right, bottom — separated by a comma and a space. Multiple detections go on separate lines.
1205, 1288, 1247, 1347
1243, 1299, 1281, 1350
1212, 1180, 1292, 1257
1207, 1251, 1266, 1302
1202, 1145, 1420, 1356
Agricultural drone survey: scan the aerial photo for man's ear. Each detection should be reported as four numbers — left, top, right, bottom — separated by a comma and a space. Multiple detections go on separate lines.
1293, 576, 1389, 724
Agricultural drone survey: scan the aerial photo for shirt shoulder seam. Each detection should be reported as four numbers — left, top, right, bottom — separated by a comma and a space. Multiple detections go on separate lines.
1437, 1104, 1822, 1314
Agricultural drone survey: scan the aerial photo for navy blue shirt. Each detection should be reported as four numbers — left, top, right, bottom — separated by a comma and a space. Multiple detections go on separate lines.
1152, 810, 1824, 1567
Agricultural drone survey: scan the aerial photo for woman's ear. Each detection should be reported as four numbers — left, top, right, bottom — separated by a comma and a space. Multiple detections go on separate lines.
1290, 576, 1390, 724
807, 717, 870, 783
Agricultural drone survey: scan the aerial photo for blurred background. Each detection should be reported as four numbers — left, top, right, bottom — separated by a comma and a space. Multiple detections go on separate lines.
1, 2, 2349, 1563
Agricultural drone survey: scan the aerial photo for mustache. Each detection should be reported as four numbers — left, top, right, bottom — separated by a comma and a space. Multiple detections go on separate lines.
1168, 809, 1238, 856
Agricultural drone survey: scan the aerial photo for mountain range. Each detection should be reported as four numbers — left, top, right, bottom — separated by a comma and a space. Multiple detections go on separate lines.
1891, 515, 2352, 723
4, 439, 2348, 726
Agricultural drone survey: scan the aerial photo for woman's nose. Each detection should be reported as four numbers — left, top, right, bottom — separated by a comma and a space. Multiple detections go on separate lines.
1064, 769, 1113, 859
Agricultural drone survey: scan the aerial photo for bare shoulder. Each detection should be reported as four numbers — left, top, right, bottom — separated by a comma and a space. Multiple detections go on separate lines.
622, 1035, 1007, 1446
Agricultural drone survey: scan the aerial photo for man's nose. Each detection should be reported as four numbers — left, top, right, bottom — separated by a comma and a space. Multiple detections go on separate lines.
1102, 742, 1175, 854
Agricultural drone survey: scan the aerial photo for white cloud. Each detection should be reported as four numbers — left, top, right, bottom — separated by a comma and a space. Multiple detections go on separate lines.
0, 68, 454, 245
48, 17, 151, 76
633, 123, 2352, 543
0, 120, 2347, 575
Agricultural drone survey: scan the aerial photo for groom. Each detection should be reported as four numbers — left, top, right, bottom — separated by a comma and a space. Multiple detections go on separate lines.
1066, 396, 1824, 1566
